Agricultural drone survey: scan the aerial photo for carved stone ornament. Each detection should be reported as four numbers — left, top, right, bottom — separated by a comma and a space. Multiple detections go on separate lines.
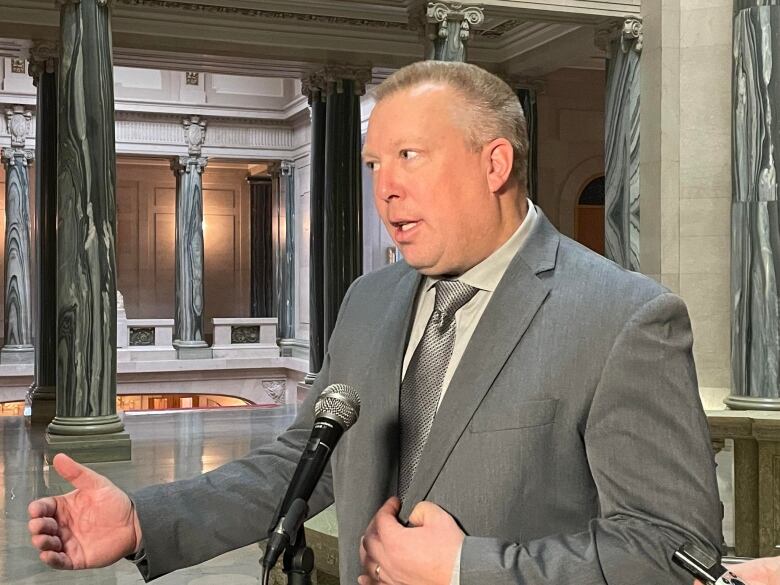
621, 17, 643, 54
301, 66, 372, 101
28, 41, 58, 80
5, 106, 32, 149
129, 327, 155, 346
186, 72, 200, 86
11, 59, 26, 74
595, 17, 642, 54
280, 160, 294, 176
171, 155, 208, 174
262, 379, 287, 405
182, 115, 207, 156
426, 1, 484, 61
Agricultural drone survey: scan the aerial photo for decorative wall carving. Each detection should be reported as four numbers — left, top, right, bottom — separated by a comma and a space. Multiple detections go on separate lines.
10, 59, 26, 74
262, 379, 286, 404
5, 107, 32, 149
113, 0, 411, 31
129, 327, 155, 346
231, 325, 260, 344
183, 115, 207, 156
185, 72, 200, 85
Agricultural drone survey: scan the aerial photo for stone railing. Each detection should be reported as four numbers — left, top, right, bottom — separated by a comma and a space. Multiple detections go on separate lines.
212, 317, 278, 358
120, 319, 176, 361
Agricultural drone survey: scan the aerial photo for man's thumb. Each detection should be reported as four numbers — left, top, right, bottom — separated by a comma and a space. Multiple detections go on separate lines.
52, 453, 111, 491
408, 501, 441, 527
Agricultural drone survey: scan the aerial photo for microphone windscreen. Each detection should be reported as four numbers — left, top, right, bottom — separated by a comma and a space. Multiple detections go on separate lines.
314, 384, 361, 430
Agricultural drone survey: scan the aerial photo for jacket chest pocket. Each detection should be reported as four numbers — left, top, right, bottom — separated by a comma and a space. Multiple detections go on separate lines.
468, 398, 558, 433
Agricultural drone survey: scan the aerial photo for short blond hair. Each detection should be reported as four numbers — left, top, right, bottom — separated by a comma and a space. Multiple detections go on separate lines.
374, 61, 528, 187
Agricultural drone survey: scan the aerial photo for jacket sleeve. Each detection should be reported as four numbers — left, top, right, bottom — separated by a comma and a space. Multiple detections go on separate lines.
129, 278, 363, 581
458, 292, 723, 585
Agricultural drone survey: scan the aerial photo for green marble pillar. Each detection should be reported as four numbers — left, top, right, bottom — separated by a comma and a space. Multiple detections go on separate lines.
27, 43, 59, 425
425, 1, 484, 62
172, 116, 211, 359
1, 106, 34, 365
46, 0, 130, 463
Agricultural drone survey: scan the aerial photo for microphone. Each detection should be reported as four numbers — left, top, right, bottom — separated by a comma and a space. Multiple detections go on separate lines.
262, 383, 361, 573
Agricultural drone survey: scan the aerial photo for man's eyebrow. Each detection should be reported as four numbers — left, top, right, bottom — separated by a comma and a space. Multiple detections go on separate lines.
361, 148, 377, 160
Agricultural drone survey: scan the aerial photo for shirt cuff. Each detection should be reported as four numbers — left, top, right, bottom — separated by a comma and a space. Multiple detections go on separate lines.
450, 541, 463, 585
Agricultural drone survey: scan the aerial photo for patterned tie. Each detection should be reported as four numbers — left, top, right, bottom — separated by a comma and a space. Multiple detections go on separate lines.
398, 279, 479, 502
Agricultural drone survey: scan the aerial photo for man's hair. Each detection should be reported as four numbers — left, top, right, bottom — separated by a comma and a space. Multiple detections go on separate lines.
374, 60, 528, 188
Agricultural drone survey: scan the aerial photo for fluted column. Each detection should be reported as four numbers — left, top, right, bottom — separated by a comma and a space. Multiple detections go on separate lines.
729, 0, 780, 410
27, 42, 59, 424
1, 107, 34, 365
425, 1, 484, 62
302, 67, 369, 382
599, 18, 642, 271
272, 160, 296, 353
47, 0, 130, 462
172, 115, 211, 359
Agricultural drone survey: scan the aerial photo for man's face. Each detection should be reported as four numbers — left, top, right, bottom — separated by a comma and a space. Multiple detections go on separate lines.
363, 83, 502, 276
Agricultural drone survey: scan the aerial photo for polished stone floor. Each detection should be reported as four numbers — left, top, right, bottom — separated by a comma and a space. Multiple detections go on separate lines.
0, 407, 736, 585
0, 407, 299, 585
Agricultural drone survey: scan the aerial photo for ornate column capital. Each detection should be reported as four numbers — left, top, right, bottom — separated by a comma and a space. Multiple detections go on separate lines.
28, 41, 59, 82
171, 155, 208, 174
4, 107, 34, 161
301, 66, 373, 101
182, 115, 207, 157
426, 1, 484, 61
595, 17, 643, 54
280, 160, 294, 176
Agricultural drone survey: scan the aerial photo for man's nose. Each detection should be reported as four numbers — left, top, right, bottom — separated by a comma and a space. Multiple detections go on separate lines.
375, 169, 401, 202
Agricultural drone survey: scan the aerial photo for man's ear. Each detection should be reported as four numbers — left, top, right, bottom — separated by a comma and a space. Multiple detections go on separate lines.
484, 138, 514, 193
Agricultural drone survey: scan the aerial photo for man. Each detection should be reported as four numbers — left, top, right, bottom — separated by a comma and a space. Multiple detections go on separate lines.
30, 61, 722, 584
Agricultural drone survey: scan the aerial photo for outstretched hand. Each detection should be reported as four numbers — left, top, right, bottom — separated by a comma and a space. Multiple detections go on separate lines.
28, 453, 142, 570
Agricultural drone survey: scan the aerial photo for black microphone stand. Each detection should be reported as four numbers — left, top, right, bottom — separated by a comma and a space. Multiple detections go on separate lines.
282, 528, 315, 585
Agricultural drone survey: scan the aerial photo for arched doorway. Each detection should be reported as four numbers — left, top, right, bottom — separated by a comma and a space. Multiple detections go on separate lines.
575, 176, 605, 255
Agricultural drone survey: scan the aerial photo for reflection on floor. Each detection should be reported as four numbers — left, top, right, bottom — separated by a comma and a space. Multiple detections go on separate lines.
1, 407, 298, 585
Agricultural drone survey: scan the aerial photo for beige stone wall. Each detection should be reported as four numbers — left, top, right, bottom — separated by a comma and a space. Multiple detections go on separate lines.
116, 158, 252, 338
641, 0, 732, 403
535, 67, 605, 238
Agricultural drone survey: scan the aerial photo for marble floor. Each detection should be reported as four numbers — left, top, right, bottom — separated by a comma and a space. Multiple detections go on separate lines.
0, 407, 737, 585
0, 407, 299, 585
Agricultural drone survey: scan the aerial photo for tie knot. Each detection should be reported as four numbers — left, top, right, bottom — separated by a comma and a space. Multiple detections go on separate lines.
433, 280, 478, 318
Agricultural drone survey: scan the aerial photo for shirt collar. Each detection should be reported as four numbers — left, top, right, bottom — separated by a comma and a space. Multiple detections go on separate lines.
424, 198, 538, 294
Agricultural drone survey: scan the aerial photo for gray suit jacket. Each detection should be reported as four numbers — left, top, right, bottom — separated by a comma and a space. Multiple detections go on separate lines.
132, 209, 722, 584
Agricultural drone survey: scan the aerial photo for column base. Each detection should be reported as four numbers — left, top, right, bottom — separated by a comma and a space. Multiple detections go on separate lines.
46, 414, 131, 463
725, 395, 780, 411
1, 345, 34, 364
27, 383, 56, 425
174, 340, 213, 360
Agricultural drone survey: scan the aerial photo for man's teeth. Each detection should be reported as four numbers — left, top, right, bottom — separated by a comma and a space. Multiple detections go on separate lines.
400, 222, 417, 232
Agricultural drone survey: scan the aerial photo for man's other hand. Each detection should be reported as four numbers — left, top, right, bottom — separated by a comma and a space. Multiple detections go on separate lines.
694, 557, 780, 585
358, 497, 465, 585
28, 453, 142, 570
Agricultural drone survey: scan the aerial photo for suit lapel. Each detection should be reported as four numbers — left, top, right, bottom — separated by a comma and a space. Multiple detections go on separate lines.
398, 211, 560, 522
362, 265, 421, 500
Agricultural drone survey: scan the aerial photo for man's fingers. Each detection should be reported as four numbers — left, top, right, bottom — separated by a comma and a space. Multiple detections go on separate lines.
374, 497, 403, 534
31, 534, 63, 552
28, 517, 59, 536
378, 497, 401, 516
28, 497, 57, 519
39, 550, 73, 570
408, 500, 446, 527
52, 453, 110, 491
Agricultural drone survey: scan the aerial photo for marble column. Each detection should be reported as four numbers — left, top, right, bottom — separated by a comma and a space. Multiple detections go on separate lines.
304, 80, 327, 383
250, 177, 273, 318
303, 68, 369, 383
1, 107, 34, 365
425, 1, 484, 62
27, 42, 59, 424
47, 0, 130, 462
601, 18, 642, 271
729, 0, 780, 410
272, 160, 296, 353
172, 116, 210, 359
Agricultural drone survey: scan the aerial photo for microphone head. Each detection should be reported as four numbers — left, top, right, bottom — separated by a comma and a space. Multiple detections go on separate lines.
314, 384, 361, 430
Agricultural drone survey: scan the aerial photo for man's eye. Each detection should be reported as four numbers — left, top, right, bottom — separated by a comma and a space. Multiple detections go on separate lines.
365, 161, 377, 170
400, 150, 418, 160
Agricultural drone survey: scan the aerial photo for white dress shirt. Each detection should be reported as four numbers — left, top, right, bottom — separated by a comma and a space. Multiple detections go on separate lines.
399, 200, 538, 585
